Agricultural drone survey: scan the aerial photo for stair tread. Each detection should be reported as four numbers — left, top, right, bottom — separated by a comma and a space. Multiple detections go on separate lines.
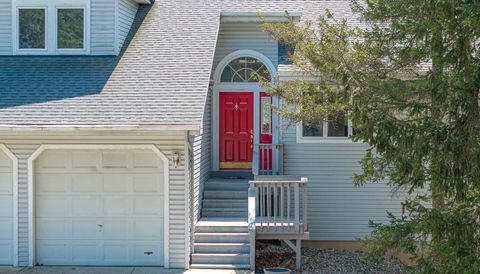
195, 232, 248, 235
192, 253, 249, 256
190, 263, 250, 269
203, 207, 247, 211
194, 242, 249, 246
196, 219, 248, 226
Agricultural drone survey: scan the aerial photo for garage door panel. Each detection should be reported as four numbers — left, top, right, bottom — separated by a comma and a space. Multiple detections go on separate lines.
72, 197, 99, 216
102, 151, 128, 168
71, 151, 98, 168
133, 174, 162, 193
0, 197, 12, 217
72, 175, 98, 193
133, 197, 163, 216
37, 151, 69, 169
36, 174, 67, 193
0, 219, 13, 239
102, 174, 129, 192
36, 196, 69, 217
133, 151, 162, 168
36, 149, 165, 266
0, 241, 13, 262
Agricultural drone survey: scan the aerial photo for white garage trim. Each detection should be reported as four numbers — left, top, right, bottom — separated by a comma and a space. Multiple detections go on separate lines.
27, 144, 170, 267
0, 144, 18, 267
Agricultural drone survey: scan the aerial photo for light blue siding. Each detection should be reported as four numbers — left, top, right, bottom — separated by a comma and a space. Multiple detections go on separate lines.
117, 0, 138, 53
211, 22, 278, 77
281, 124, 404, 240
0, 0, 12, 55
191, 91, 212, 222
90, 0, 116, 55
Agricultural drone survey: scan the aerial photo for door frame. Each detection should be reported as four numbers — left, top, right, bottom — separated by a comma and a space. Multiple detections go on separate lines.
212, 50, 278, 171
27, 144, 170, 267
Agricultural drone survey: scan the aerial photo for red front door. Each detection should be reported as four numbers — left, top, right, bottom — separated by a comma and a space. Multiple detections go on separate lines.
219, 92, 254, 169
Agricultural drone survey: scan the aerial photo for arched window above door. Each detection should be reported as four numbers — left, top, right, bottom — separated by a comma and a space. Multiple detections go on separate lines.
220, 56, 271, 83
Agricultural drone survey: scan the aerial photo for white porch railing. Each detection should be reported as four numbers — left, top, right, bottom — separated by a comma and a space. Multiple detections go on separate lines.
248, 176, 308, 270
252, 144, 284, 176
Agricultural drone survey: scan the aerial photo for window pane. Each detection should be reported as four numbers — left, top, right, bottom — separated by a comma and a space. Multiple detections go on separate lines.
261, 97, 271, 134
19, 9, 45, 49
220, 57, 271, 82
303, 123, 323, 137
328, 115, 348, 137
57, 8, 84, 49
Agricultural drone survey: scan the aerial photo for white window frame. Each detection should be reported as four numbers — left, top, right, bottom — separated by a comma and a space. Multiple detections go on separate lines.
12, 0, 90, 55
15, 6, 48, 55
296, 119, 354, 143
55, 6, 87, 54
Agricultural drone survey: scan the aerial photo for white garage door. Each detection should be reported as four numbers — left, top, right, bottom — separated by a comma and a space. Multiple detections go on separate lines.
35, 149, 165, 266
0, 150, 13, 265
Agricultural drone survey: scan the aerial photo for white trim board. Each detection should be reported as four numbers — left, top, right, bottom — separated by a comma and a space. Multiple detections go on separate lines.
27, 144, 170, 267
0, 144, 19, 267
211, 50, 278, 171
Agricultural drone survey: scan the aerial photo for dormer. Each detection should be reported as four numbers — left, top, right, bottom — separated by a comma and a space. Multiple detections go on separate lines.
0, 0, 149, 56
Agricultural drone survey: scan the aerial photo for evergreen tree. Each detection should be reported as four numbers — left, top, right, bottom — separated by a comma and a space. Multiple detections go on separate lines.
264, 1, 480, 272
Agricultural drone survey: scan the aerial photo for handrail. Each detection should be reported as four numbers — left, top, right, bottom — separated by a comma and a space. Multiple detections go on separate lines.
252, 143, 284, 176
248, 177, 308, 234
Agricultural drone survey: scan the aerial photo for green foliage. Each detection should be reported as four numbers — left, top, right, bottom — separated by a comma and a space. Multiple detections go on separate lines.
263, 1, 480, 273
57, 9, 84, 49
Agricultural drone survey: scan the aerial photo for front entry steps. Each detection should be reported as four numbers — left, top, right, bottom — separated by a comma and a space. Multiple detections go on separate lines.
201, 178, 249, 218
191, 218, 250, 270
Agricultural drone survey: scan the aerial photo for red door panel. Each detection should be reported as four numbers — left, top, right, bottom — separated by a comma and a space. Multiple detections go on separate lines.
219, 92, 254, 169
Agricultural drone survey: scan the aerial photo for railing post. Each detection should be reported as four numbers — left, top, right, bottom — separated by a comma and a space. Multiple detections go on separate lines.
252, 144, 259, 176
248, 187, 257, 270
301, 177, 308, 232
294, 183, 300, 232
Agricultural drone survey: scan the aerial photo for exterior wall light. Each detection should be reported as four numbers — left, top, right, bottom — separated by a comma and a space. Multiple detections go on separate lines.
172, 152, 180, 168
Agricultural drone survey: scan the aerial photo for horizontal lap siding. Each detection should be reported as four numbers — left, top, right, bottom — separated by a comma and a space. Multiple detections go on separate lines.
117, 0, 138, 53
282, 125, 404, 240
212, 22, 278, 76
91, 0, 116, 55
191, 91, 212, 223
1, 132, 188, 268
0, 0, 12, 55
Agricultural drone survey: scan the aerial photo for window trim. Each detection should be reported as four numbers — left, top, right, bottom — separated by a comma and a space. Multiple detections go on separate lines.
55, 6, 87, 53
16, 7, 48, 54
12, 0, 90, 55
296, 119, 354, 144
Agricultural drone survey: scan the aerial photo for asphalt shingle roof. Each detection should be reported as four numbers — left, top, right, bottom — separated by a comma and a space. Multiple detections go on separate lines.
0, 0, 356, 127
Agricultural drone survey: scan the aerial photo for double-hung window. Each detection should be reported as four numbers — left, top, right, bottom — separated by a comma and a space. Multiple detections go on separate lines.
297, 114, 354, 143
14, 0, 89, 55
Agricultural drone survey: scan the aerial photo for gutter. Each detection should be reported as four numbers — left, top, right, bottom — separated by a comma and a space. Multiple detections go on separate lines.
0, 124, 201, 132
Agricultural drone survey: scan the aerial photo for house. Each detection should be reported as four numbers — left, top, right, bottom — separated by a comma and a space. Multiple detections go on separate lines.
0, 0, 404, 270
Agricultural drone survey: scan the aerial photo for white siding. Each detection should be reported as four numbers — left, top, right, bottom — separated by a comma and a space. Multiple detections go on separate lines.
282, 124, 404, 240
191, 90, 212, 223
0, 149, 13, 265
117, 0, 138, 54
211, 22, 278, 78
91, 0, 116, 55
0, 0, 12, 55
0, 131, 189, 268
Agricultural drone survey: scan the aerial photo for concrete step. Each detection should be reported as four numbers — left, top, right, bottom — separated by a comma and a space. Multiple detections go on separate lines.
210, 171, 254, 180
194, 232, 249, 243
194, 242, 250, 253
190, 263, 250, 270
204, 182, 249, 191
195, 219, 248, 233
203, 190, 248, 199
191, 253, 249, 265
202, 199, 247, 209
202, 208, 248, 218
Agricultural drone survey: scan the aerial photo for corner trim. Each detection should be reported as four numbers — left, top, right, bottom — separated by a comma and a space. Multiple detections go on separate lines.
0, 144, 19, 267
